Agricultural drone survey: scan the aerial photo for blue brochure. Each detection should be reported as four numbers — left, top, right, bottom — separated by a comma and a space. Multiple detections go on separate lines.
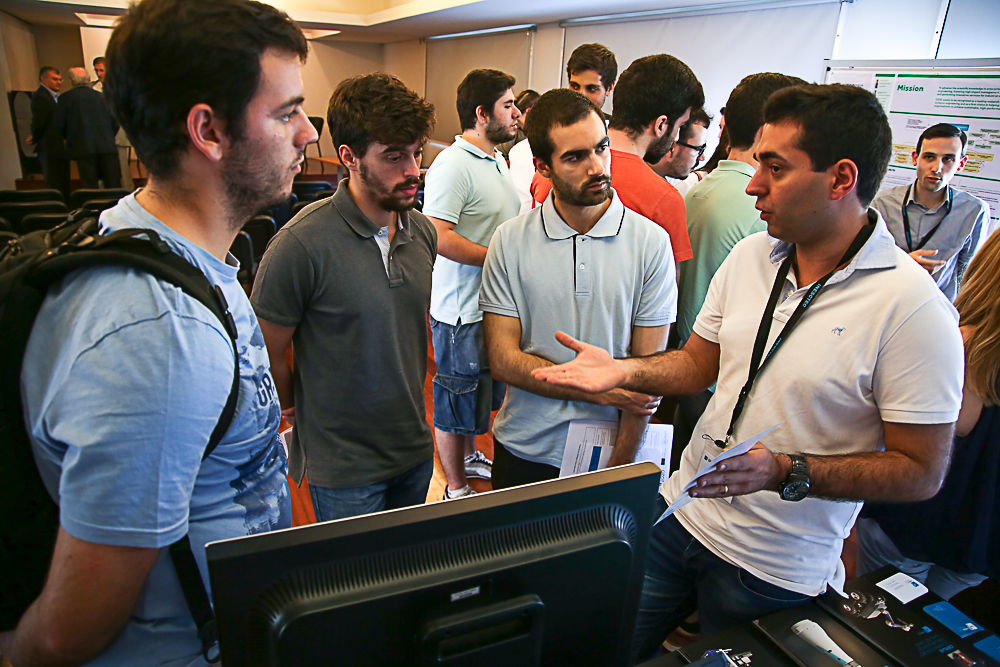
922, 601, 984, 639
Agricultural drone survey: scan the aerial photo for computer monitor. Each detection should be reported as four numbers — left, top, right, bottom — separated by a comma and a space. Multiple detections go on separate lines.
207, 462, 662, 666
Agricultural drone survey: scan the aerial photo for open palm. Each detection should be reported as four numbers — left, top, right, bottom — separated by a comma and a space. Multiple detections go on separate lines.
531, 331, 627, 393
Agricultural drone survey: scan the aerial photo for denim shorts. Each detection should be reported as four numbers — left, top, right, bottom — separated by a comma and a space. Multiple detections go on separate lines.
430, 316, 505, 436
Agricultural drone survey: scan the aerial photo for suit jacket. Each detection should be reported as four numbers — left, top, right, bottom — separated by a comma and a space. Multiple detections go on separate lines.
30, 85, 66, 159
55, 85, 119, 159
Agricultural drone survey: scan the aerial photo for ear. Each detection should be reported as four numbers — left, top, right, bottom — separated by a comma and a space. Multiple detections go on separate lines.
606, 81, 615, 94
957, 154, 969, 172
339, 144, 360, 172
475, 104, 491, 128
828, 158, 860, 202
911, 151, 919, 167
186, 103, 227, 163
652, 115, 670, 138
533, 156, 552, 179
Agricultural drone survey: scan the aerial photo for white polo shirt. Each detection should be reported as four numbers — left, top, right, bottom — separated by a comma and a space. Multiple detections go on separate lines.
480, 190, 677, 467
424, 136, 520, 326
663, 211, 964, 597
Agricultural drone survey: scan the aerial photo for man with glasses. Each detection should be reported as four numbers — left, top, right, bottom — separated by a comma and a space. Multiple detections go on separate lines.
650, 108, 711, 197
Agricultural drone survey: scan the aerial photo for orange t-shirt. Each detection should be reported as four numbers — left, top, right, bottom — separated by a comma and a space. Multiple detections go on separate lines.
531, 149, 692, 263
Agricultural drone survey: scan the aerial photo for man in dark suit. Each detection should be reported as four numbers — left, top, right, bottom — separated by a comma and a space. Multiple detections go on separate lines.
28, 66, 69, 197
56, 67, 122, 189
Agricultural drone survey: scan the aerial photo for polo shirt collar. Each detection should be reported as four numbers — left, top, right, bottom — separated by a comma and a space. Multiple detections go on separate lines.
453, 135, 499, 162
768, 208, 898, 282
715, 159, 756, 178
540, 188, 626, 240
906, 180, 949, 214
332, 178, 413, 243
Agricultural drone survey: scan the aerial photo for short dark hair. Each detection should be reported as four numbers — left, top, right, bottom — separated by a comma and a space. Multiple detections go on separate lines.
104, 0, 308, 181
566, 43, 617, 90
514, 89, 540, 115
456, 69, 516, 131
525, 88, 603, 166
916, 123, 967, 156
763, 84, 892, 207
678, 107, 712, 144
39, 66, 58, 80
327, 72, 435, 158
724, 72, 806, 151
93, 56, 105, 67
608, 54, 704, 138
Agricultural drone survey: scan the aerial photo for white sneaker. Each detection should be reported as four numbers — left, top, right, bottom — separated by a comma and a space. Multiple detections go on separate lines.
464, 450, 492, 480
444, 484, 477, 500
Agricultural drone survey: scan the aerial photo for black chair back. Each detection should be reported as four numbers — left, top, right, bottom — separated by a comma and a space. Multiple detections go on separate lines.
0, 230, 18, 244
291, 181, 333, 202
17, 212, 70, 235
68, 188, 132, 210
242, 216, 277, 262
0, 201, 69, 229
290, 200, 315, 218
0, 216, 11, 233
230, 230, 255, 284
81, 199, 119, 215
0, 189, 65, 204
259, 194, 296, 230
314, 189, 336, 200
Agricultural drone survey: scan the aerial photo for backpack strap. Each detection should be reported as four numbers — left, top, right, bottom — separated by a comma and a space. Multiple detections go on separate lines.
21, 225, 239, 661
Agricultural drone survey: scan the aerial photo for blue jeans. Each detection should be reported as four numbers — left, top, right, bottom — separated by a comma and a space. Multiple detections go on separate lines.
632, 498, 813, 663
308, 458, 434, 522
430, 316, 504, 436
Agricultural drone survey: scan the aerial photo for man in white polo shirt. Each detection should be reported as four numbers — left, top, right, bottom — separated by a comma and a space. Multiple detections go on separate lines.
424, 68, 521, 499
532, 84, 964, 659
480, 89, 674, 489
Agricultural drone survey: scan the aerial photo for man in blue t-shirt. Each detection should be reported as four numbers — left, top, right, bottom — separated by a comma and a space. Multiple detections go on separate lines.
0, 1, 318, 665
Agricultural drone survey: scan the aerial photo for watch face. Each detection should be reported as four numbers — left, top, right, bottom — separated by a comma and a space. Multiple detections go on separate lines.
782, 480, 810, 501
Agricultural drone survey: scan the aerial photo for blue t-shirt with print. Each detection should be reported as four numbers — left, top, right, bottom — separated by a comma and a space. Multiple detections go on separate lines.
21, 194, 291, 666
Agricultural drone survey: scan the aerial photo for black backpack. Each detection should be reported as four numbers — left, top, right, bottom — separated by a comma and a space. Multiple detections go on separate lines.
0, 213, 239, 661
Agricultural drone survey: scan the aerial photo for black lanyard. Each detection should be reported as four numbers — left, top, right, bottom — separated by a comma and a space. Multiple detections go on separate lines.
901, 183, 953, 252
717, 223, 875, 447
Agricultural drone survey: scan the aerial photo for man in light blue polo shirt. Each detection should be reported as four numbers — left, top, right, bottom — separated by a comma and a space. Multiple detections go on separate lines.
424, 68, 521, 499
480, 89, 675, 488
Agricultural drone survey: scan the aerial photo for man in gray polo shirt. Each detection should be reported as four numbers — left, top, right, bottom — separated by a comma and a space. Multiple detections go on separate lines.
481, 89, 675, 489
251, 73, 437, 521
424, 68, 522, 499
871, 123, 990, 301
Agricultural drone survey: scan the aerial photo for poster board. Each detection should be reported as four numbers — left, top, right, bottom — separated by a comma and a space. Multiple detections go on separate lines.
826, 58, 1000, 232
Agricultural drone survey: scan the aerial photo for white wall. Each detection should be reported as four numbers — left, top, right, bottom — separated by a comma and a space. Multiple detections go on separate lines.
0, 10, 39, 189
937, 0, 1000, 59
835, 0, 945, 60
530, 22, 564, 95
80, 26, 113, 82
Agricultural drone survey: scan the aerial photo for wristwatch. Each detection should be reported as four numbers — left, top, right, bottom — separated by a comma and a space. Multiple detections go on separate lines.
778, 454, 810, 501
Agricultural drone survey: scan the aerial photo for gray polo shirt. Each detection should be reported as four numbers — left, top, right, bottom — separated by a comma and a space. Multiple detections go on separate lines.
479, 190, 677, 467
424, 136, 520, 326
250, 181, 437, 488
870, 182, 989, 300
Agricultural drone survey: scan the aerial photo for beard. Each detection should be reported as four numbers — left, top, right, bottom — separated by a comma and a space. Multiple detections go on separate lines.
358, 161, 420, 213
551, 170, 612, 208
484, 114, 517, 144
643, 131, 674, 164
223, 137, 302, 232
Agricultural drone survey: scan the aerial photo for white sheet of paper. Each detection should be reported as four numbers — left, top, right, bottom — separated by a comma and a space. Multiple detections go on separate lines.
278, 426, 292, 458
559, 420, 673, 485
654, 423, 781, 525
876, 571, 930, 604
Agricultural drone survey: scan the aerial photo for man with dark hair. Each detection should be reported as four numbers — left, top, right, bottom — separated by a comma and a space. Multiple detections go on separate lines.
871, 123, 990, 300
481, 88, 674, 488
424, 68, 521, 499
650, 107, 712, 196
497, 88, 538, 158
532, 84, 963, 656
252, 73, 438, 522
671, 74, 805, 459
56, 67, 122, 188
92, 56, 106, 91
533, 54, 704, 273
1, 0, 316, 663
566, 42, 618, 115
27, 65, 69, 197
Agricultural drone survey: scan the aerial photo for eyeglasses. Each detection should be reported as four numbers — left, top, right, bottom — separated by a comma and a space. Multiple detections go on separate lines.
675, 140, 707, 160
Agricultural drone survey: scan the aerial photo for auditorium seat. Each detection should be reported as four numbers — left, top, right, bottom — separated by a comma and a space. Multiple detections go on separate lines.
17, 212, 70, 235
80, 199, 120, 215
0, 189, 65, 204
291, 181, 332, 202
0, 201, 68, 232
68, 188, 132, 210
230, 230, 255, 284
242, 215, 277, 264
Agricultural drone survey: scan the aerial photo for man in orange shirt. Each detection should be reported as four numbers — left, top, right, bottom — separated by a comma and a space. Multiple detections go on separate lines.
532, 54, 704, 269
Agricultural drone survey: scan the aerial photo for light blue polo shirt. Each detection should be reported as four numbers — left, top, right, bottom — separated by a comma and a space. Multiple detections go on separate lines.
425, 135, 520, 326
479, 190, 677, 467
